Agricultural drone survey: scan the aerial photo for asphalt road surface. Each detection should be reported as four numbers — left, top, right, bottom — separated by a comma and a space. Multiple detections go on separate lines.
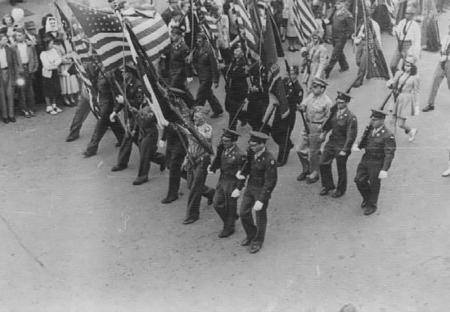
1, 12, 450, 312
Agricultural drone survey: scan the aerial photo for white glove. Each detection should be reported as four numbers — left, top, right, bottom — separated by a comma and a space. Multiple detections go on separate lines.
207, 164, 214, 174
253, 201, 263, 211
378, 170, 388, 179
115, 95, 124, 104
338, 150, 346, 156
351, 144, 361, 152
235, 170, 246, 180
231, 189, 240, 198
187, 77, 193, 83
158, 140, 166, 148
109, 111, 117, 122
440, 55, 448, 62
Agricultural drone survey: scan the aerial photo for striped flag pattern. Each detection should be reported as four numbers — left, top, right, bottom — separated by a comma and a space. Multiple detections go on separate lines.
126, 12, 171, 62
73, 60, 102, 119
291, 0, 318, 46
234, 0, 260, 59
68, 2, 131, 72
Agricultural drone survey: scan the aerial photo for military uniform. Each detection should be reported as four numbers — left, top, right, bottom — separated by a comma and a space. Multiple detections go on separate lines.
210, 130, 246, 236
246, 64, 269, 131
193, 42, 223, 115
240, 132, 277, 253
324, 6, 353, 77
224, 56, 248, 130
271, 76, 303, 166
354, 119, 396, 215
296, 86, 332, 182
84, 72, 125, 157
320, 102, 357, 196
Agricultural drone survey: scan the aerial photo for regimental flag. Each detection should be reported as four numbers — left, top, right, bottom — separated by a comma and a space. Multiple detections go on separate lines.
261, 6, 284, 66
292, 0, 318, 46
234, 0, 259, 60
73, 59, 101, 119
362, 0, 390, 80
125, 11, 170, 62
67, 1, 131, 72
55, 2, 72, 40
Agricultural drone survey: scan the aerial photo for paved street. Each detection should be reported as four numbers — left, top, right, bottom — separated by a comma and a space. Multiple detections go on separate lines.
1, 4, 450, 312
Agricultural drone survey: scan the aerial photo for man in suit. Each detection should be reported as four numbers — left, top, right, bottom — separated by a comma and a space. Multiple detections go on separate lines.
0, 30, 18, 123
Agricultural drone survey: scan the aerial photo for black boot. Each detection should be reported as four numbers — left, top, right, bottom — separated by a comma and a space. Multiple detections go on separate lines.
296, 152, 310, 181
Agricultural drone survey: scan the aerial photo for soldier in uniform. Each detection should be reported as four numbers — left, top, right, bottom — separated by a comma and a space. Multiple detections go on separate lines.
246, 62, 269, 131
224, 44, 248, 130
323, 0, 354, 78
192, 32, 224, 118
272, 65, 303, 167
296, 77, 332, 184
161, 25, 194, 107
236, 131, 277, 254
353, 109, 396, 216
209, 129, 246, 238
319, 91, 357, 197
83, 68, 125, 158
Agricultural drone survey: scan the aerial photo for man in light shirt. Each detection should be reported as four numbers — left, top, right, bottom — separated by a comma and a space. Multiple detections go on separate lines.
422, 23, 450, 112
390, 6, 421, 75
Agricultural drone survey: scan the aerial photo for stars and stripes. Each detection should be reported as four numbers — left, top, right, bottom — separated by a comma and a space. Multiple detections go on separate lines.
73, 60, 102, 119
234, 0, 259, 60
68, 1, 131, 72
291, 0, 318, 46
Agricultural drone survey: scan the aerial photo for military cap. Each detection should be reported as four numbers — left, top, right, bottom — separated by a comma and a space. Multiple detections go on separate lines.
222, 128, 240, 141
249, 131, 270, 143
311, 77, 328, 87
311, 29, 322, 38
257, 1, 267, 8
404, 54, 417, 65
336, 91, 351, 102
24, 21, 36, 30
169, 0, 179, 4
169, 87, 186, 96
370, 109, 387, 119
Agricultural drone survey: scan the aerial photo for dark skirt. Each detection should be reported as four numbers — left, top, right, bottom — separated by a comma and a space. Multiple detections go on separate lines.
42, 70, 61, 98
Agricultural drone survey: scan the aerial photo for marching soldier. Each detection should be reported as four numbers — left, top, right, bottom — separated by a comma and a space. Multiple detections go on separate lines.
192, 32, 224, 118
224, 44, 248, 130
353, 109, 396, 216
237, 131, 277, 254
296, 77, 332, 184
272, 64, 303, 166
319, 91, 357, 197
209, 129, 246, 238
246, 61, 269, 131
323, 0, 354, 78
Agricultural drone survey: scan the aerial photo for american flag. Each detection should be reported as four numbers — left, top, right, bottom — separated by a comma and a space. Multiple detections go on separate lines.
291, 0, 318, 46
68, 2, 131, 72
234, 0, 259, 60
73, 59, 102, 119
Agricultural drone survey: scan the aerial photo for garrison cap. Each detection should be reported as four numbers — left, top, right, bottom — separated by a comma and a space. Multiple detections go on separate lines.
311, 77, 328, 87
336, 91, 351, 102
249, 131, 270, 143
24, 21, 36, 30
222, 128, 240, 141
370, 109, 387, 119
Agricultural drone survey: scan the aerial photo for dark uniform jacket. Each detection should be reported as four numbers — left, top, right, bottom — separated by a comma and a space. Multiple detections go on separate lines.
210, 143, 247, 188
360, 124, 396, 171
279, 77, 303, 126
194, 44, 219, 83
243, 149, 278, 203
224, 56, 248, 101
165, 39, 191, 89
324, 107, 357, 153
331, 7, 354, 39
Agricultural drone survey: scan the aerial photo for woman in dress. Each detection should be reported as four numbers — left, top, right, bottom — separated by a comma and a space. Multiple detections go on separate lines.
40, 35, 62, 115
54, 34, 79, 106
387, 55, 419, 141
283, 0, 299, 52
421, 0, 440, 52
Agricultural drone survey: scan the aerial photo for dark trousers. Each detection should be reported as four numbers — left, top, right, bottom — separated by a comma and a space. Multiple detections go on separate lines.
196, 80, 223, 115
326, 37, 349, 74
225, 96, 246, 130
0, 68, 14, 118
320, 147, 350, 193
354, 42, 367, 86
17, 66, 35, 112
85, 101, 125, 154
239, 185, 268, 243
271, 122, 294, 164
165, 142, 187, 199
186, 156, 211, 219
137, 129, 165, 179
354, 157, 383, 208
214, 177, 239, 231
67, 94, 91, 140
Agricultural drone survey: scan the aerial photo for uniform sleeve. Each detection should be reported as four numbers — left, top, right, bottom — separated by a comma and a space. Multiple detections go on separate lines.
209, 143, 223, 172
257, 158, 278, 203
343, 115, 358, 152
209, 48, 220, 83
382, 134, 396, 171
